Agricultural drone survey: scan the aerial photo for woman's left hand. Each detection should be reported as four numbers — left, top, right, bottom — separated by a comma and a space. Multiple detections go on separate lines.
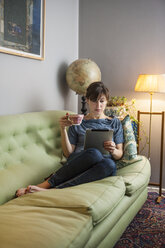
104, 141, 123, 160
103, 141, 116, 154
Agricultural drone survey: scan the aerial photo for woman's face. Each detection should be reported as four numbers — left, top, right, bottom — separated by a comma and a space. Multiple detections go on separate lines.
87, 94, 107, 116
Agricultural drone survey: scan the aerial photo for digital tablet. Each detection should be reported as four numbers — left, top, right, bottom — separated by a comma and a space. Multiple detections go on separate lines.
84, 129, 114, 155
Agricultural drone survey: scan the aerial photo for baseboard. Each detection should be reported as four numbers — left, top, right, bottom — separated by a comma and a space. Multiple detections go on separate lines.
147, 186, 165, 193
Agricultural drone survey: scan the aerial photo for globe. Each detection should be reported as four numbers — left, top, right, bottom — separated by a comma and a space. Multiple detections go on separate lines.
66, 58, 101, 95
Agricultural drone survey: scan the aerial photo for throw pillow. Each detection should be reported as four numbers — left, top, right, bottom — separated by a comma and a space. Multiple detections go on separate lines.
116, 115, 142, 169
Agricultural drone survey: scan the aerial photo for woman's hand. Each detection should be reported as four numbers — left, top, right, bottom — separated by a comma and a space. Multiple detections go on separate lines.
59, 113, 75, 157
104, 141, 123, 160
59, 113, 72, 129
104, 141, 116, 154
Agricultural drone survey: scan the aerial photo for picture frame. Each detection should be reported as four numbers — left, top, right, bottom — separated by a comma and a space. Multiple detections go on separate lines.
0, 0, 45, 60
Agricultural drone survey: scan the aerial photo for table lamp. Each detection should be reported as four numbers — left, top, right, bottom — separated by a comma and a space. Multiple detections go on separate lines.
135, 74, 165, 159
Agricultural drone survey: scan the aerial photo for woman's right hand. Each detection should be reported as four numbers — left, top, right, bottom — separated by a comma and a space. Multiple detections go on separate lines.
59, 113, 72, 129
59, 113, 75, 157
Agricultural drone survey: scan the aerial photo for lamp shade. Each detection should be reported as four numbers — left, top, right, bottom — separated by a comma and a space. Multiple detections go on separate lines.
135, 74, 165, 93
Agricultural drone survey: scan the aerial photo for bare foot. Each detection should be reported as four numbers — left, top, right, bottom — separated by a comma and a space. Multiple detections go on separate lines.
26, 185, 48, 193
15, 181, 51, 197
15, 188, 27, 197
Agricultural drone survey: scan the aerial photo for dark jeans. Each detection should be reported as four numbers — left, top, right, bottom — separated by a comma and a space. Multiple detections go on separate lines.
48, 148, 116, 189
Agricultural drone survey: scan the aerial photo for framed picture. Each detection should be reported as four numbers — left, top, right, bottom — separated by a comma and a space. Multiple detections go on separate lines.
0, 0, 45, 60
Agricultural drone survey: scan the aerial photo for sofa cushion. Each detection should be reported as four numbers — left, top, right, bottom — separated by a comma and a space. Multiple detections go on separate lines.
9, 176, 125, 226
117, 156, 151, 196
116, 115, 142, 169
0, 202, 92, 248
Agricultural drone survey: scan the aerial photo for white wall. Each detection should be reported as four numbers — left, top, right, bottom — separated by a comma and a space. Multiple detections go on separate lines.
0, 0, 79, 116
79, 0, 165, 187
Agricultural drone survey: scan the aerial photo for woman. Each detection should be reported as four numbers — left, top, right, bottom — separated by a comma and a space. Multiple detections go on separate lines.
16, 82, 124, 197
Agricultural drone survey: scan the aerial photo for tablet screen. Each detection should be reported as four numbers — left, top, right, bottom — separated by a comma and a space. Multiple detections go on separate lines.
84, 129, 114, 154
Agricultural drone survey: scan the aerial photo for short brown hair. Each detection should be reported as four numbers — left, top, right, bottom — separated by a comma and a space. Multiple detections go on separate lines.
86, 82, 109, 101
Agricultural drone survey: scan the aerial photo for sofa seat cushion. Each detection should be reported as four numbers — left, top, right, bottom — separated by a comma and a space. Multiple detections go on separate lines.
6, 176, 125, 226
117, 156, 151, 196
0, 177, 125, 248
0, 202, 92, 248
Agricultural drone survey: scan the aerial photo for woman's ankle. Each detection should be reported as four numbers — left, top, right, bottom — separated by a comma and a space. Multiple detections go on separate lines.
37, 180, 51, 189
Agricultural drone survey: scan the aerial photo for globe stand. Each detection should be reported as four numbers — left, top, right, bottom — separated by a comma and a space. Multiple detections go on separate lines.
81, 96, 87, 115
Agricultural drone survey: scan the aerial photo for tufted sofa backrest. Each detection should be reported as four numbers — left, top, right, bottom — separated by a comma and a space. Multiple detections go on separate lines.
0, 110, 73, 205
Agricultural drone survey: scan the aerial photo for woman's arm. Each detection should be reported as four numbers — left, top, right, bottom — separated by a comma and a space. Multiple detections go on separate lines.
104, 141, 123, 160
59, 115, 75, 158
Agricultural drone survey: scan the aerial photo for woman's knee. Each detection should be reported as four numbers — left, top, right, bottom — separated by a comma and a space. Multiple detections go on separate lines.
101, 159, 116, 176
85, 148, 103, 163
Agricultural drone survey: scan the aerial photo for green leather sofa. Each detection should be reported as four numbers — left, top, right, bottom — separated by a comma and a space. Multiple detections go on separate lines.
0, 110, 151, 248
